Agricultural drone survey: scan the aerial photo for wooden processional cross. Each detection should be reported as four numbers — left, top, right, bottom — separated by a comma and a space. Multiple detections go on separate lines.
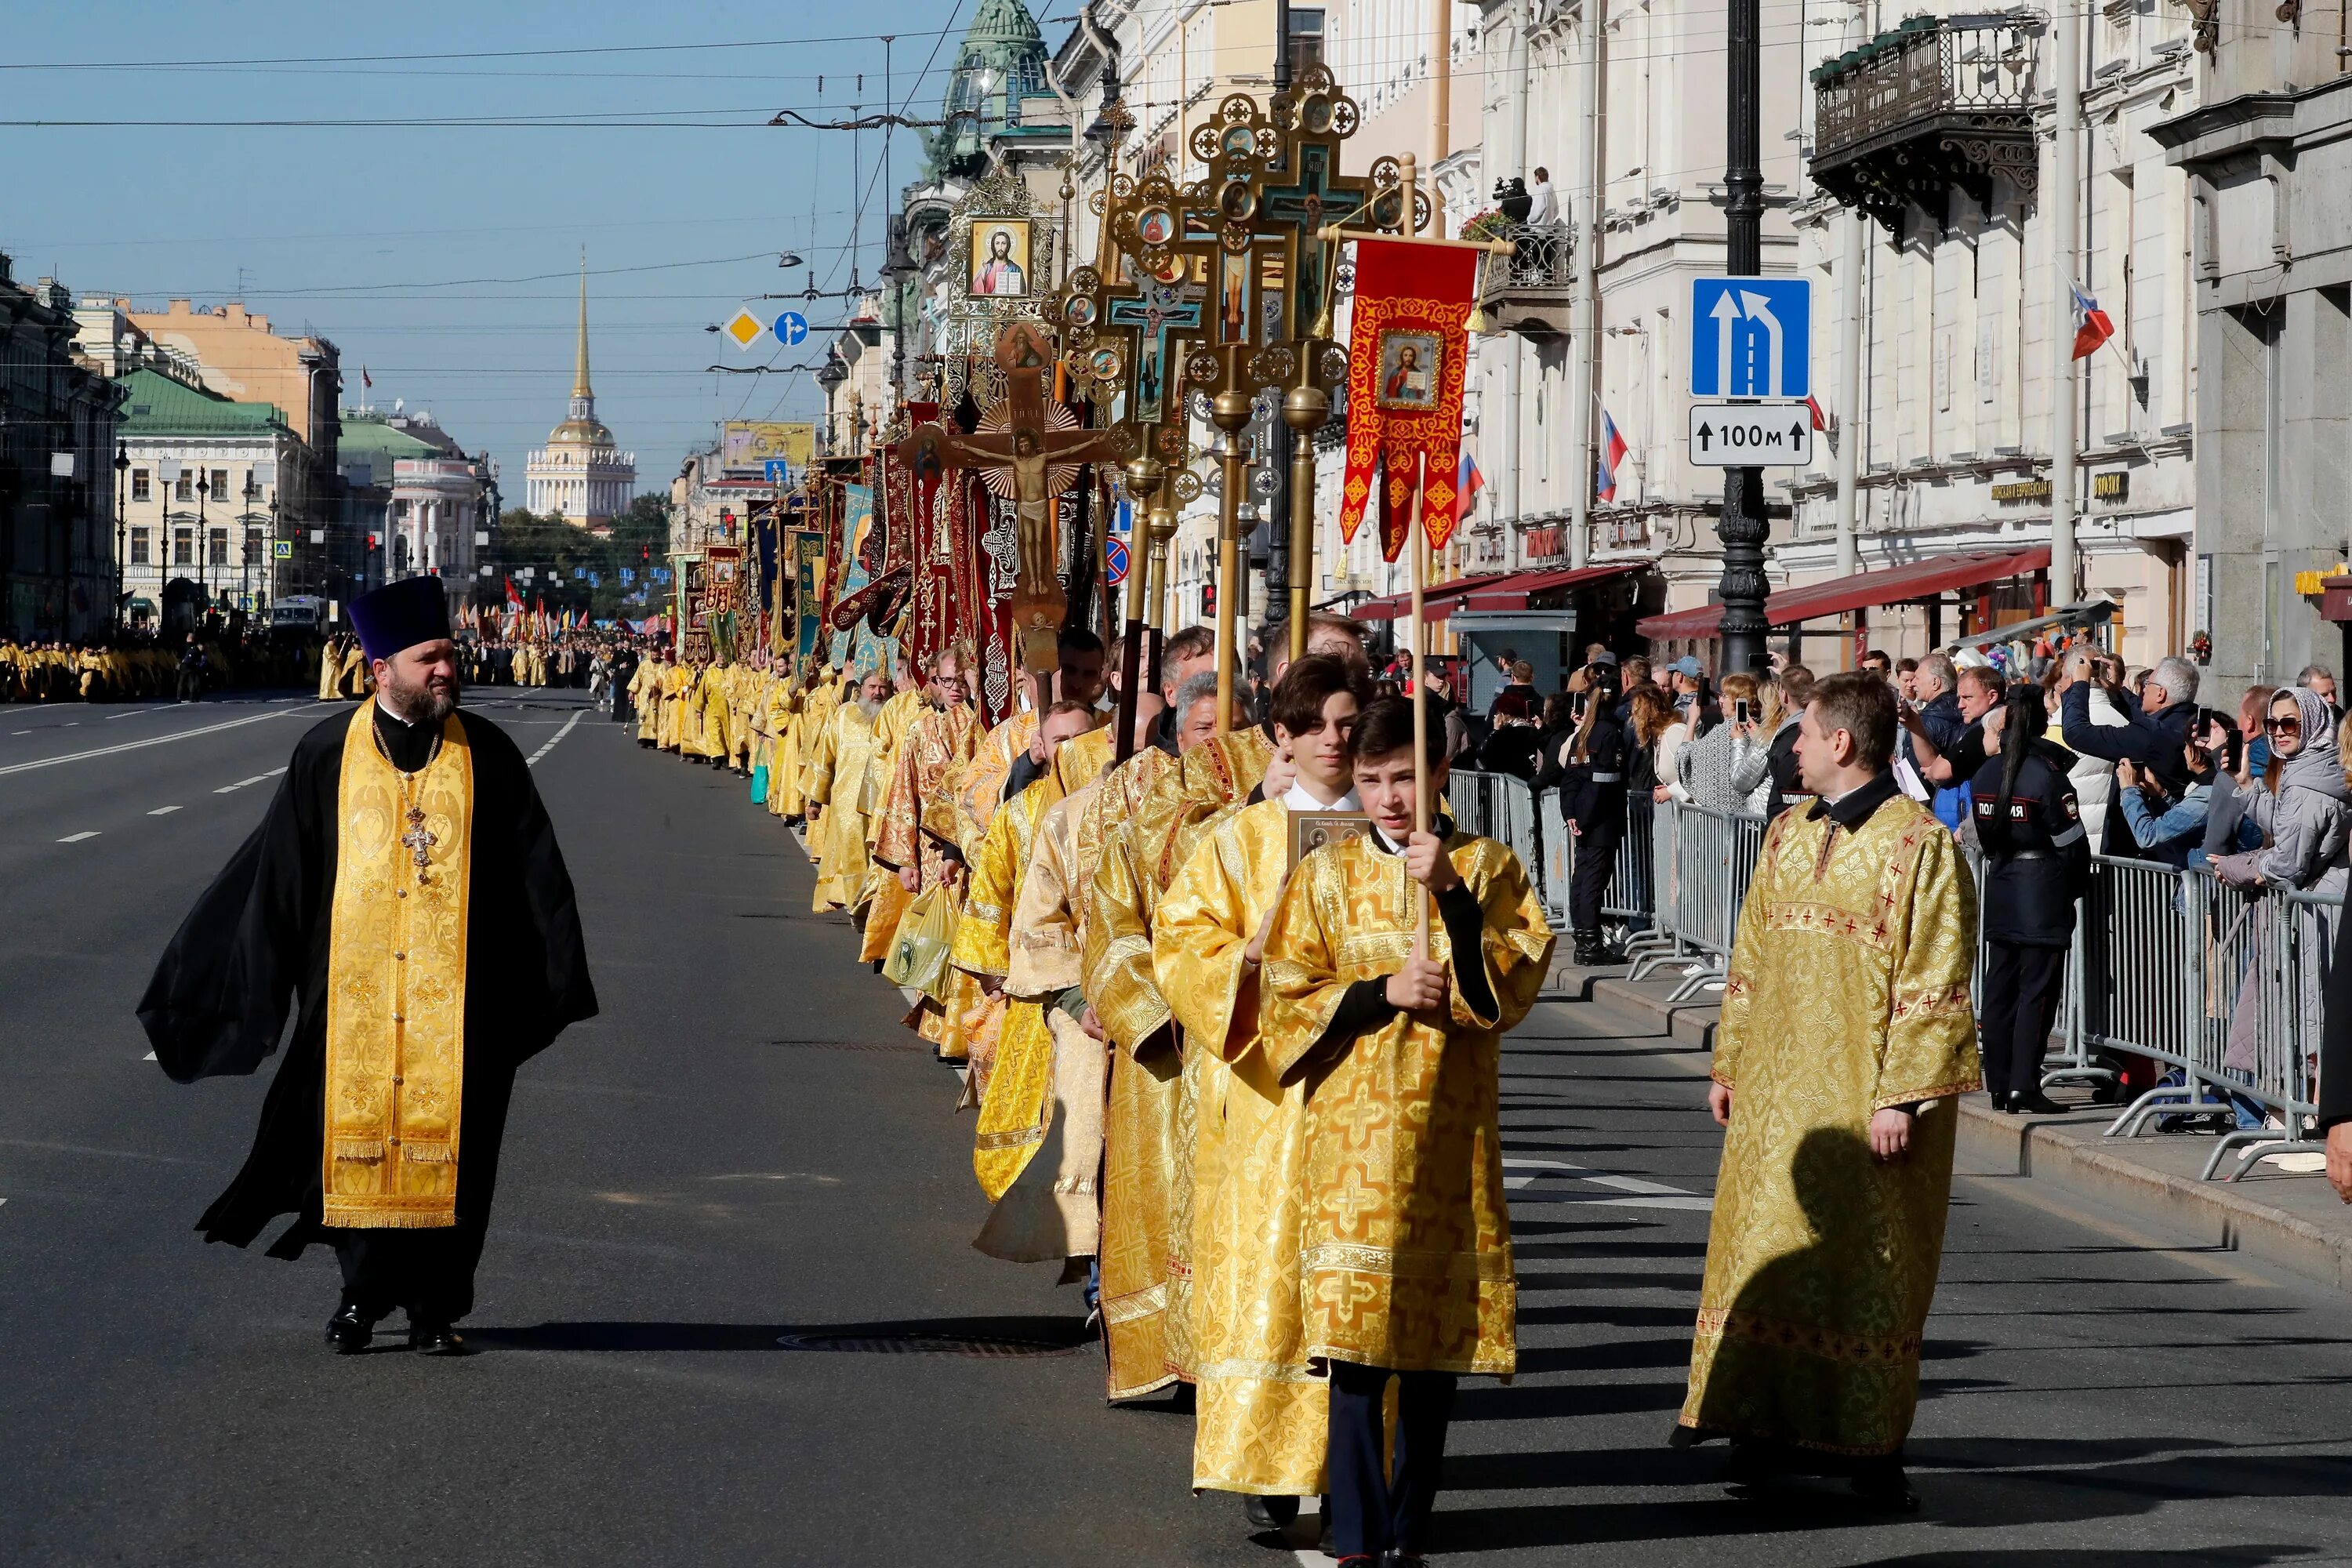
906, 322, 1129, 673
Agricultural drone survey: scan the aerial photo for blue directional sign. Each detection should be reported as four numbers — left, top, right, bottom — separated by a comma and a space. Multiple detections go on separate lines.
771, 310, 811, 347
764, 459, 795, 485
1690, 278, 1812, 399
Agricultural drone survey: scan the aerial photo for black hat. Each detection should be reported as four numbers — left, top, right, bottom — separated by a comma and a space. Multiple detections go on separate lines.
349, 576, 452, 662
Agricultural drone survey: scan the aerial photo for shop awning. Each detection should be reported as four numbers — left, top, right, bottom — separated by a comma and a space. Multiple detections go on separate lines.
1635, 546, 2052, 641
1457, 561, 1646, 612
1351, 569, 1551, 622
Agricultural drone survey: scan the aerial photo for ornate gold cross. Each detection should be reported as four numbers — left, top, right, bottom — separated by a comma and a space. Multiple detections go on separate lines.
399, 806, 437, 874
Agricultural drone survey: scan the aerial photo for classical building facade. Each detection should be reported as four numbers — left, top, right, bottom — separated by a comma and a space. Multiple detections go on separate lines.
340, 407, 493, 607
114, 365, 304, 626
2152, 23, 2352, 691
526, 262, 635, 529
0, 263, 122, 639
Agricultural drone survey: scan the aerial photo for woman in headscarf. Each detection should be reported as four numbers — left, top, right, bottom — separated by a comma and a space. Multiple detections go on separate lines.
2209, 684, 2350, 1132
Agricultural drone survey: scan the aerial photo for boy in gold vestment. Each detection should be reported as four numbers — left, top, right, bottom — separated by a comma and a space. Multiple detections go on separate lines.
1261, 697, 1554, 1566
1155, 656, 1370, 1529
1676, 670, 1978, 1509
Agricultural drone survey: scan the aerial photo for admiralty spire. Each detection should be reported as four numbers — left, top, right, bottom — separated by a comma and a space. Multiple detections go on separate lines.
525, 252, 635, 529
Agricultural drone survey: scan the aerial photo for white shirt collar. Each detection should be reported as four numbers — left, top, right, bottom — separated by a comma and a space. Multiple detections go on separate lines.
1281, 779, 1359, 812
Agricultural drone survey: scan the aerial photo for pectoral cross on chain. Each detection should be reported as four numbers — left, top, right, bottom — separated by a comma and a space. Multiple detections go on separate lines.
399, 806, 437, 876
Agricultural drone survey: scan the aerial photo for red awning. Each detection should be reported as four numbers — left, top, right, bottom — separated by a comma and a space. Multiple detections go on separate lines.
1635, 546, 2052, 641
1457, 561, 1645, 612
1351, 570, 1551, 622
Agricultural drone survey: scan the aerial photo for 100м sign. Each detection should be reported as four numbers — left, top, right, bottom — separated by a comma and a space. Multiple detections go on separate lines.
1686, 402, 1813, 468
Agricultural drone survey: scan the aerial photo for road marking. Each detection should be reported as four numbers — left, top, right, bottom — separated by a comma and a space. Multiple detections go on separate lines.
1501, 1155, 1712, 1210
106, 707, 165, 720
148, 805, 181, 815
143, 1051, 157, 1061
0, 702, 326, 779
526, 709, 584, 768
57, 831, 100, 843
9, 731, 26, 736
214, 766, 286, 794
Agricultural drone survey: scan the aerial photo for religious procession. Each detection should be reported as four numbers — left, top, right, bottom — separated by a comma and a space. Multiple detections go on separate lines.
16, 2, 2352, 1563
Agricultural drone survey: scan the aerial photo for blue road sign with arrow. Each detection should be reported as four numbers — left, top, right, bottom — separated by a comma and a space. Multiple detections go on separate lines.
771, 311, 810, 347
764, 459, 795, 485
1689, 278, 1812, 399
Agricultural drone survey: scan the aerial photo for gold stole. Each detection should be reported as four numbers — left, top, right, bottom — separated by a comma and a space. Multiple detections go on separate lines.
322, 703, 474, 1229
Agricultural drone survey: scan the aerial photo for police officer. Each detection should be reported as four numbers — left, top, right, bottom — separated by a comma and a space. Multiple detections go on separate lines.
1970, 681, 2090, 1114
1563, 661, 1629, 966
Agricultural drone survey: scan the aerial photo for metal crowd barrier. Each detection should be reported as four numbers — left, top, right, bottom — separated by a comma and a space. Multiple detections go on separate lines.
1447, 772, 2340, 1183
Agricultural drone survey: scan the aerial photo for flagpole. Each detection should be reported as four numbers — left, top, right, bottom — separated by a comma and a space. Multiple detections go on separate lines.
1401, 151, 1432, 958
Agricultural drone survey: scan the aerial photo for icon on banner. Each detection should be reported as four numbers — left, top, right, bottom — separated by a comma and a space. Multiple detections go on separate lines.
1689, 278, 1812, 399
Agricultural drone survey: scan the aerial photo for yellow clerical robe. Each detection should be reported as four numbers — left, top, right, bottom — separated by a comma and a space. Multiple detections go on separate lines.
1156, 793, 1334, 1497
960, 778, 1060, 1181
765, 677, 806, 818
1679, 789, 1978, 1457
808, 699, 881, 909
631, 662, 662, 745
850, 686, 924, 950
957, 710, 1040, 858
975, 783, 1106, 1265
1087, 728, 1272, 1396
658, 665, 688, 751
1262, 828, 1555, 1377
871, 702, 981, 1054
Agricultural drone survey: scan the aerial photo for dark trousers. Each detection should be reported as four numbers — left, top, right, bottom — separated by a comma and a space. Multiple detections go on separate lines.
1979, 939, 2067, 1103
1327, 1360, 1457, 1559
1569, 816, 1623, 933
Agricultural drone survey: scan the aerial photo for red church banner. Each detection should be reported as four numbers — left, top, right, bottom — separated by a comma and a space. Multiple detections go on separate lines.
1338, 238, 1480, 561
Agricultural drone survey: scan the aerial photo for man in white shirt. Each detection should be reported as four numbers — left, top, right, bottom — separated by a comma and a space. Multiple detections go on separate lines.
1526, 167, 1557, 227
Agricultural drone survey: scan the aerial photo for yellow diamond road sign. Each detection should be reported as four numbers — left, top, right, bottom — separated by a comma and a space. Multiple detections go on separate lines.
723, 310, 764, 349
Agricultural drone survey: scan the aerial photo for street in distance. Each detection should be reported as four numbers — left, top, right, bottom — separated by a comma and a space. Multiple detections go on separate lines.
1686, 401, 1814, 467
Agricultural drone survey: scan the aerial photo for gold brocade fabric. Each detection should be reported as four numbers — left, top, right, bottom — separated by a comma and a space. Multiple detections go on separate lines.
871, 702, 980, 1051
1679, 794, 1980, 1457
1008, 790, 1089, 1000
809, 702, 880, 909
1054, 724, 1115, 796
1155, 799, 1329, 1496
630, 663, 661, 744
657, 666, 685, 750
1262, 831, 1555, 1376
1086, 731, 1269, 1395
973, 998, 1056, 1200
954, 777, 1059, 981
321, 705, 474, 1230
956, 710, 1040, 858
765, 683, 804, 818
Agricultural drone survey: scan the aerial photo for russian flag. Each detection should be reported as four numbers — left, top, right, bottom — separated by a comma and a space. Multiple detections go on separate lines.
1595, 410, 1629, 503
2071, 283, 2115, 361
1457, 451, 1486, 519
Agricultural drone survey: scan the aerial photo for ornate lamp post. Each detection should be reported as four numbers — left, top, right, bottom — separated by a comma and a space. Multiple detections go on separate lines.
195, 468, 212, 626
111, 443, 129, 633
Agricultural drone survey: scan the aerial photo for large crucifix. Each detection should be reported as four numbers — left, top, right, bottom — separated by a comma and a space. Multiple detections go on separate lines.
897, 321, 1130, 672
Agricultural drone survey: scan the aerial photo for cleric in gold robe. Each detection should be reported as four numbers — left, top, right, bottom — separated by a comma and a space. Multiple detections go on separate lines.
138, 576, 596, 1356
805, 668, 887, 910
870, 645, 982, 1054
1676, 670, 1978, 1508
1154, 655, 1372, 1517
1259, 695, 1553, 1564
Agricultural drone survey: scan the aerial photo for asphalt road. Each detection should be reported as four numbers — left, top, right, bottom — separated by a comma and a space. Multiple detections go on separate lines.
2, 687, 2348, 1568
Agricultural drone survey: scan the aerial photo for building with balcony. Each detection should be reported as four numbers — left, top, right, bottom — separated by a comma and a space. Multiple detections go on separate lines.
114, 365, 304, 629
341, 406, 493, 607
1, 262, 122, 640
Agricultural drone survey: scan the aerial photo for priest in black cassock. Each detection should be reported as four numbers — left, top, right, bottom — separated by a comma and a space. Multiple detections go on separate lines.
140, 575, 597, 1356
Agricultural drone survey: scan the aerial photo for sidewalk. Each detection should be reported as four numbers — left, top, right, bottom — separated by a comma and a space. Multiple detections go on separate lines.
1540, 955, 2352, 1298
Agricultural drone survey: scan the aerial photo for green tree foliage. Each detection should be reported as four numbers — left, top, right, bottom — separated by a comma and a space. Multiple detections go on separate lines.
485, 495, 671, 622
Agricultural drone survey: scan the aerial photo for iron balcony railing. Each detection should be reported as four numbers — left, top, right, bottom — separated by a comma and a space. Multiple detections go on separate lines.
1810, 15, 2043, 226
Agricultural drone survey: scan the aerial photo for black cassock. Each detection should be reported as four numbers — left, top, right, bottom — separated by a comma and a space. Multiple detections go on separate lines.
139, 702, 597, 1321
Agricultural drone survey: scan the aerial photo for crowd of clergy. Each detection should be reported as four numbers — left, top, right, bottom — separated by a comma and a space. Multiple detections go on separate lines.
621, 619, 1984, 1559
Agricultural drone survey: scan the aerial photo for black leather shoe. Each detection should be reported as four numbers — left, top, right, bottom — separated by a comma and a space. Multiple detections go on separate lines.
2009, 1090, 2069, 1116
407, 1322, 469, 1356
1850, 1458, 1918, 1512
325, 1301, 376, 1355
1243, 1494, 1301, 1530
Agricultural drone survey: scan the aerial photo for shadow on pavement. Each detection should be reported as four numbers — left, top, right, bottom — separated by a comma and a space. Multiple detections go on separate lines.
466, 1314, 1093, 1353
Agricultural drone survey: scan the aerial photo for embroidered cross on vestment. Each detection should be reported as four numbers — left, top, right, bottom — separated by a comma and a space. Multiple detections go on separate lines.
399, 807, 437, 874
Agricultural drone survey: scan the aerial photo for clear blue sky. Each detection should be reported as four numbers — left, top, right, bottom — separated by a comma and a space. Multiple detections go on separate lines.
1, 0, 988, 503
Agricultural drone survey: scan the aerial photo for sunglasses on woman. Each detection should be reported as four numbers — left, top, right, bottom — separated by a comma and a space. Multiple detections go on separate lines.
2267, 715, 2302, 735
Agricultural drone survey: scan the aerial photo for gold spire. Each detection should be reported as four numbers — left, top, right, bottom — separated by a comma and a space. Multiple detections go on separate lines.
572, 249, 593, 401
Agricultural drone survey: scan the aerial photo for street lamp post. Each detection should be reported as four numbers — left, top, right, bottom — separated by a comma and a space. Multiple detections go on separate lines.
111, 443, 129, 634
1711, 0, 1769, 677
195, 467, 212, 629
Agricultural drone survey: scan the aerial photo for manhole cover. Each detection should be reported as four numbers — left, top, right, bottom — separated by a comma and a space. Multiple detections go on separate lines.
775, 1331, 1082, 1358
768, 1038, 927, 1053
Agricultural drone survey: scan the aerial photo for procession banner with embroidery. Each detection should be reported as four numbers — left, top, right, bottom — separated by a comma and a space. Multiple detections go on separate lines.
829, 484, 884, 671
789, 528, 826, 662
1338, 238, 1480, 561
